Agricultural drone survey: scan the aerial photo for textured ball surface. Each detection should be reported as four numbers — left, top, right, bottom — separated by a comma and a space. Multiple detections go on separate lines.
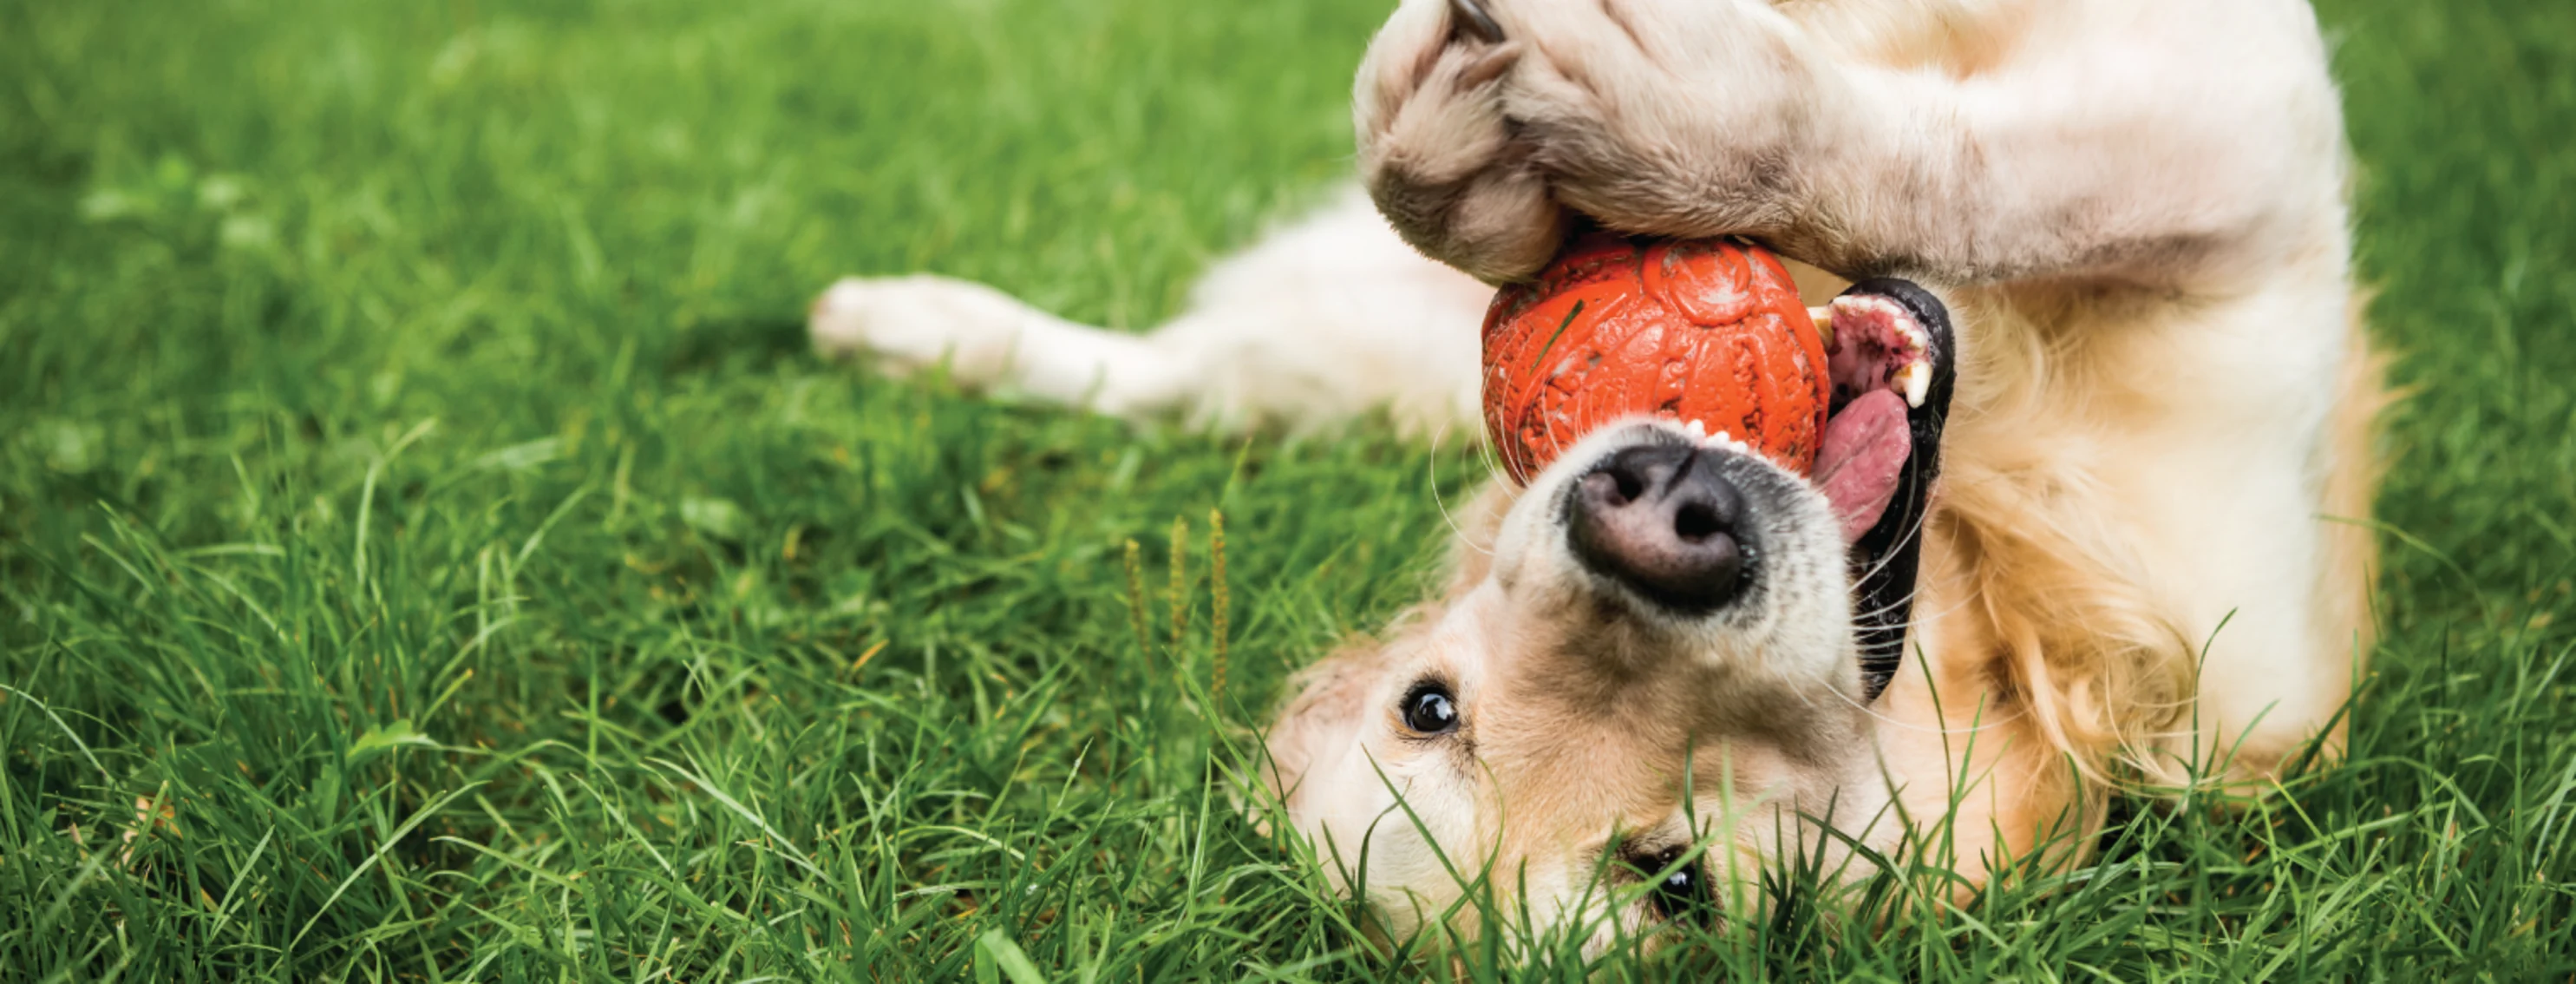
1482, 234, 1828, 483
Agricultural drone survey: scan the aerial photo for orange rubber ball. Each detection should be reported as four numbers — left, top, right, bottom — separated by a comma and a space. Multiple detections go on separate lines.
1482, 234, 1829, 484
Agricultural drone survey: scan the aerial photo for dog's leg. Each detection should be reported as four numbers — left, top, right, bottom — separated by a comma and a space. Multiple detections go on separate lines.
810, 274, 1199, 417
1361, 0, 2349, 290
813, 192, 1491, 432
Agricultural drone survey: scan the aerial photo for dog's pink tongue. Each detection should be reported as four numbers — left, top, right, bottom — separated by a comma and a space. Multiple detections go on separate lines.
1816, 389, 1912, 543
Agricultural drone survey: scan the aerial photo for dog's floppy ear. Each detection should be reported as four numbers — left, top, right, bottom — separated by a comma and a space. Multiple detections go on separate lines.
1263, 474, 1506, 807
1838, 279, 1957, 701
1260, 641, 1388, 811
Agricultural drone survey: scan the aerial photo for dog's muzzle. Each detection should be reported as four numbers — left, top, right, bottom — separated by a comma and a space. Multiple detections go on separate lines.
1566, 443, 1753, 614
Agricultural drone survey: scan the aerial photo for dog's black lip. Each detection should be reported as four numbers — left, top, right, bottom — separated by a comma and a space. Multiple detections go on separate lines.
1837, 278, 1956, 701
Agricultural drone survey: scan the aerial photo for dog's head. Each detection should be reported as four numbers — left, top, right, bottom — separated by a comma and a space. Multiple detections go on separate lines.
1262, 280, 1954, 948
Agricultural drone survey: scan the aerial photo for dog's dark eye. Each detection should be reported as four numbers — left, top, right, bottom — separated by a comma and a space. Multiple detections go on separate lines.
1632, 847, 1712, 925
1400, 680, 1460, 736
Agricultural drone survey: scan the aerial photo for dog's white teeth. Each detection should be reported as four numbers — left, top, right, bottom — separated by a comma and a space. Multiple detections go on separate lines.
1827, 293, 1934, 407
1829, 294, 1895, 322
1892, 310, 1932, 407
1896, 363, 1931, 407
1896, 314, 1931, 352
1684, 418, 1708, 438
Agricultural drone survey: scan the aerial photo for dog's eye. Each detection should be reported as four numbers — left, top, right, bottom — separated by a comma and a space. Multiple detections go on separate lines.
1399, 680, 1460, 736
1631, 847, 1712, 925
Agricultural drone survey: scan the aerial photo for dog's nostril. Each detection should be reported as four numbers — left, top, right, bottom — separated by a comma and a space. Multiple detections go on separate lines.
1673, 502, 1721, 541
1581, 463, 1651, 508
1612, 468, 1645, 502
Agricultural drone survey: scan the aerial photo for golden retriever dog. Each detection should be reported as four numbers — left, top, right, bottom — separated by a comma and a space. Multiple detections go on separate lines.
811, 0, 2383, 949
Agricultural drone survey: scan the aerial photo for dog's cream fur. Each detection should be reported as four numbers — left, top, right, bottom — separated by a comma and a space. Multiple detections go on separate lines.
813, 0, 2382, 947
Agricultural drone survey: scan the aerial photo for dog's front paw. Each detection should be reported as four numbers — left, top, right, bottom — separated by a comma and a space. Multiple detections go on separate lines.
808, 275, 1030, 384
1358, 0, 1823, 279
1504, 0, 1819, 238
1355, 0, 1572, 283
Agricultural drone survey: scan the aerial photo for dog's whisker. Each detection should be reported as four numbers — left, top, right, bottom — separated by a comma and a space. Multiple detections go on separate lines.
1849, 561, 1945, 618
1845, 587, 1983, 698
1427, 421, 1499, 557
1475, 427, 1511, 488
1912, 595, 1978, 629
1850, 519, 1925, 588
1851, 590, 1919, 620
1814, 665, 2027, 734
1853, 476, 1941, 584
1849, 594, 1922, 624
1849, 475, 1938, 585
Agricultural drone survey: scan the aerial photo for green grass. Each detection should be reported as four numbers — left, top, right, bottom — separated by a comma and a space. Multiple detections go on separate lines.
2, 0, 2573, 979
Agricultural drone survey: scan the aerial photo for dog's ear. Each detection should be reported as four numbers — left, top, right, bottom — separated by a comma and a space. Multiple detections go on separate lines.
1262, 477, 1503, 810
1260, 640, 1389, 811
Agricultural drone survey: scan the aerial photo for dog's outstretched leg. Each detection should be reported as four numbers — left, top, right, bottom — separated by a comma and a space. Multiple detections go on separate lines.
811, 274, 1193, 417
811, 192, 1492, 433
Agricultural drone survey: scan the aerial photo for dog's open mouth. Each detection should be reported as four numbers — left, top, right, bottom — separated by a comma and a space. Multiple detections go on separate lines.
1815, 288, 1940, 544
1827, 293, 1937, 410
1814, 279, 1956, 699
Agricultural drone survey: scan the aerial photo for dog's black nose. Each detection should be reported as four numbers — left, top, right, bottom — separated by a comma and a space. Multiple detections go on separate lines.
1567, 444, 1749, 612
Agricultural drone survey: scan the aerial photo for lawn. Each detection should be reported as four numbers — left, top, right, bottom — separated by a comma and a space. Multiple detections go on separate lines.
3, 0, 2573, 979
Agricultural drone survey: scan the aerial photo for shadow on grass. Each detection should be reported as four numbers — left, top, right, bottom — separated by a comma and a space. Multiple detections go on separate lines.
664, 315, 814, 376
